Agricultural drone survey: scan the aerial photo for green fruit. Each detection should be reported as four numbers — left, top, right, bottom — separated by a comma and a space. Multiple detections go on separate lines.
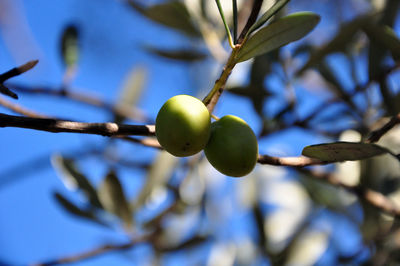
204, 115, 258, 177
156, 95, 211, 157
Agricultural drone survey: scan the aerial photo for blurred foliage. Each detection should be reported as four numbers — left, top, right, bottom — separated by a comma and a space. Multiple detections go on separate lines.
3, 0, 400, 265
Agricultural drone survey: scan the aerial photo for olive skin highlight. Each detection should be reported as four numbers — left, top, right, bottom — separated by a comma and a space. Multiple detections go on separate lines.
156, 95, 211, 157
204, 115, 258, 177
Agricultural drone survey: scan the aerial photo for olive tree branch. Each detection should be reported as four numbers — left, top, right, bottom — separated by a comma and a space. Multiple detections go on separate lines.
32, 234, 154, 266
0, 113, 155, 137
0, 96, 49, 118
9, 83, 148, 122
367, 113, 400, 143
257, 154, 327, 167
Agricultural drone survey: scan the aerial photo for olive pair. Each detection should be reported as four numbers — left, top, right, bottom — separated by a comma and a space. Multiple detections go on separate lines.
155, 95, 258, 177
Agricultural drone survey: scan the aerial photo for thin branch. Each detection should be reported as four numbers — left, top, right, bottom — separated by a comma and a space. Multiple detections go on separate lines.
367, 113, 400, 143
0, 96, 48, 118
257, 154, 326, 167
0, 113, 155, 137
116, 136, 161, 149
32, 234, 153, 266
9, 84, 148, 122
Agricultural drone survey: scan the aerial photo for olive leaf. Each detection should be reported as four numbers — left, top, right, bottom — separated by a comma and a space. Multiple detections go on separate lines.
53, 192, 107, 227
97, 170, 133, 230
302, 142, 388, 162
236, 12, 320, 62
363, 23, 400, 61
143, 45, 207, 62
60, 24, 79, 67
247, 0, 290, 35
51, 154, 103, 209
128, 1, 200, 37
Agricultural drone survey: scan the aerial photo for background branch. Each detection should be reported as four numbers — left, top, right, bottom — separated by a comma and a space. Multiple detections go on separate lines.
0, 113, 155, 137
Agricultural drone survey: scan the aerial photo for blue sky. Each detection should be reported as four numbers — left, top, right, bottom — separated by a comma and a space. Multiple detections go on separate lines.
0, 0, 392, 265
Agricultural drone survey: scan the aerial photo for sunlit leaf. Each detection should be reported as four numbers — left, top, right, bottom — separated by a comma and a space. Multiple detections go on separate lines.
132, 151, 178, 210
285, 229, 330, 265
143, 45, 207, 62
128, 1, 200, 37
236, 12, 320, 62
302, 142, 388, 162
114, 65, 147, 123
60, 24, 79, 67
53, 192, 107, 227
98, 170, 133, 230
51, 154, 103, 209
247, 0, 290, 35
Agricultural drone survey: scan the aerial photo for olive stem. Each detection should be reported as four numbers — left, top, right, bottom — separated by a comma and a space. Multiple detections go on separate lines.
202, 46, 240, 113
211, 114, 220, 121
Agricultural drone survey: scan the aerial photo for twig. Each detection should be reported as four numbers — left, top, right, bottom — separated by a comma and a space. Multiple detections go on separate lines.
32, 234, 153, 266
367, 113, 400, 143
0, 113, 155, 137
0, 96, 48, 118
116, 136, 161, 149
9, 84, 148, 122
257, 154, 326, 167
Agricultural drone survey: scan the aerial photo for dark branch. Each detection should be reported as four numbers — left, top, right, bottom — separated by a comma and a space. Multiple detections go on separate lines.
0, 113, 155, 137
368, 113, 400, 143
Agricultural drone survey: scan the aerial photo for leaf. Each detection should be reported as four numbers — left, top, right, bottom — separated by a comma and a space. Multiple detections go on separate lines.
60, 24, 79, 67
302, 142, 388, 162
226, 85, 270, 115
128, 1, 200, 37
132, 151, 178, 210
51, 154, 103, 209
236, 12, 320, 62
143, 45, 207, 62
98, 170, 133, 230
53, 192, 107, 227
363, 23, 400, 61
247, 0, 290, 35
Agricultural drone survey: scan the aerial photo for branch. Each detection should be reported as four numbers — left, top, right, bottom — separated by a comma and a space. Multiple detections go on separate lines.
367, 113, 400, 143
9, 84, 148, 122
0, 113, 155, 137
0, 96, 48, 118
257, 154, 327, 167
32, 234, 152, 266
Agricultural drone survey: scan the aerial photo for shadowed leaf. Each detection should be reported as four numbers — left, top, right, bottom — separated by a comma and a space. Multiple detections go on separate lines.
302, 142, 388, 162
98, 170, 133, 230
128, 1, 200, 37
363, 24, 400, 61
143, 45, 207, 62
248, 0, 290, 35
236, 12, 320, 62
298, 13, 375, 74
51, 154, 103, 209
53, 192, 107, 227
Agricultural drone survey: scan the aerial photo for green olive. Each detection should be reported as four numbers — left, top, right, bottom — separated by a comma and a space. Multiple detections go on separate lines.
204, 115, 258, 177
156, 95, 211, 157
